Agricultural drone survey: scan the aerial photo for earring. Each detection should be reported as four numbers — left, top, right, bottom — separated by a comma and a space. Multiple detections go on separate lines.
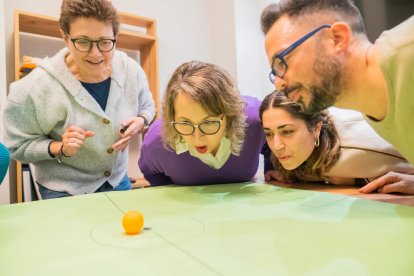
314, 136, 320, 147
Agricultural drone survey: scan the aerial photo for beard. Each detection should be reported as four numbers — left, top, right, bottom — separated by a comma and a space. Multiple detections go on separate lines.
298, 54, 344, 114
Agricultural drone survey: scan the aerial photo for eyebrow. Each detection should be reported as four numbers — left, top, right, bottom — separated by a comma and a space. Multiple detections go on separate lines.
263, 124, 294, 131
71, 35, 113, 40
175, 115, 219, 122
277, 124, 294, 129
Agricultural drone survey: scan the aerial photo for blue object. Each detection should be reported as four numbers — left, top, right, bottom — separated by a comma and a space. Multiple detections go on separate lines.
80, 77, 111, 111
0, 143, 10, 184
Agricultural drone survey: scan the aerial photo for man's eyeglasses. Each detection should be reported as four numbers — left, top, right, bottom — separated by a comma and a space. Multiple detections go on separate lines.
269, 24, 331, 84
67, 35, 116, 53
171, 115, 225, 135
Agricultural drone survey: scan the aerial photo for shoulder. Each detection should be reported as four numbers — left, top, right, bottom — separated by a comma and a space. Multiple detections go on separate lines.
8, 67, 51, 104
328, 107, 404, 158
113, 50, 144, 72
142, 119, 166, 149
241, 95, 262, 126
241, 95, 261, 110
329, 107, 376, 141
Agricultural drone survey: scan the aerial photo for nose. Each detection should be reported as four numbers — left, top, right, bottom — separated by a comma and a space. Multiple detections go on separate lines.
272, 135, 285, 151
191, 127, 205, 140
89, 42, 102, 56
274, 75, 286, 91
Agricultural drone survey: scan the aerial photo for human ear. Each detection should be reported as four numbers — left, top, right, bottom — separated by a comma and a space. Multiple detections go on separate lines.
329, 22, 351, 53
60, 29, 70, 47
314, 121, 323, 138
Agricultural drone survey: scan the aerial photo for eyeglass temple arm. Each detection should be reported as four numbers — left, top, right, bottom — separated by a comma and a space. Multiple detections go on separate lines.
280, 24, 331, 55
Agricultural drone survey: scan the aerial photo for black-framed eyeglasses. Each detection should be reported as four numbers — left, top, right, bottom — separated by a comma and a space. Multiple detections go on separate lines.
67, 35, 116, 53
269, 24, 331, 84
171, 115, 225, 136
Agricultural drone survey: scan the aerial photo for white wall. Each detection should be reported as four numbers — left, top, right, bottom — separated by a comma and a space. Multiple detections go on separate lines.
208, 0, 238, 82
234, 0, 275, 99
0, 0, 273, 204
112, 0, 219, 99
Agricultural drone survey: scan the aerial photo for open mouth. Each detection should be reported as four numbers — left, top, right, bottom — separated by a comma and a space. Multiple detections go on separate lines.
195, 146, 208, 154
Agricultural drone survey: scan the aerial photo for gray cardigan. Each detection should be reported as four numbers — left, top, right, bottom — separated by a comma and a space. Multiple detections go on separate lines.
2, 48, 155, 195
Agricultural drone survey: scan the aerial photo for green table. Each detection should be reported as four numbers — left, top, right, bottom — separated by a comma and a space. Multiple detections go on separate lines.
1, 183, 413, 275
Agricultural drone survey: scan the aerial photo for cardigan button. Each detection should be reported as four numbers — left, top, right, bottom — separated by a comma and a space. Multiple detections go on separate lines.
107, 148, 114, 154
102, 118, 110, 124
104, 171, 111, 177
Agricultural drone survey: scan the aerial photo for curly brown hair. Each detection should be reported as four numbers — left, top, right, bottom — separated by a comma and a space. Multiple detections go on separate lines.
59, 0, 119, 36
162, 61, 247, 155
259, 91, 340, 181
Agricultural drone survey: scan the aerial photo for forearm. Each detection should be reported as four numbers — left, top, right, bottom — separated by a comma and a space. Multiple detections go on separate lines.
137, 87, 156, 122
48, 141, 64, 157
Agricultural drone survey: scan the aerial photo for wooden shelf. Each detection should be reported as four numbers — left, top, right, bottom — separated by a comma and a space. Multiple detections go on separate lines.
13, 10, 158, 202
117, 31, 155, 51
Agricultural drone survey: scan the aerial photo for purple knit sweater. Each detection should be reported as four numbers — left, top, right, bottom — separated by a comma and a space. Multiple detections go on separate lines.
138, 96, 270, 186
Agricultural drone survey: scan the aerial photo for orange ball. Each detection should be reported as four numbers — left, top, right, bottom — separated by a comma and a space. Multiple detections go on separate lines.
122, 211, 144, 235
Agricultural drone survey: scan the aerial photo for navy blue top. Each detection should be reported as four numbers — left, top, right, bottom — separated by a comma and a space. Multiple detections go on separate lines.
81, 78, 111, 111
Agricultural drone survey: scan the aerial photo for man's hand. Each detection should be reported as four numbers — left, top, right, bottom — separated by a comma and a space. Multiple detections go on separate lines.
359, 172, 414, 195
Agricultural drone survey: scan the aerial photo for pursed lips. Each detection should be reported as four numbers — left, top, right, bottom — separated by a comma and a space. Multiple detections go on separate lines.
276, 155, 291, 161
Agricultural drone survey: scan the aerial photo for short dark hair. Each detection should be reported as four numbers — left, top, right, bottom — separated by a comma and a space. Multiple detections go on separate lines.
261, 0, 366, 36
59, 0, 119, 36
259, 91, 340, 181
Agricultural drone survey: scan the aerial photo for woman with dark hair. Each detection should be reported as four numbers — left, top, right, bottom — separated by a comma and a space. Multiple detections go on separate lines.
3, 0, 154, 199
260, 91, 414, 194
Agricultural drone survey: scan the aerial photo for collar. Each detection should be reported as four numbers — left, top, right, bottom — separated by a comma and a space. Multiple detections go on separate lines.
175, 137, 232, 169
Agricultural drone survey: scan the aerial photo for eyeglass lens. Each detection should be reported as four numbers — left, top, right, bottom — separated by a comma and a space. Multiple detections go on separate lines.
73, 38, 115, 52
173, 121, 221, 135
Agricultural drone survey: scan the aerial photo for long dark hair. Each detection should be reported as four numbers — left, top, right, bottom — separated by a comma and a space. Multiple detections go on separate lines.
259, 91, 340, 181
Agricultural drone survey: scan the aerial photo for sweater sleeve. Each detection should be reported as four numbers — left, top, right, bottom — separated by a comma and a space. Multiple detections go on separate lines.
2, 81, 55, 163
138, 120, 172, 186
138, 144, 172, 186
136, 66, 155, 123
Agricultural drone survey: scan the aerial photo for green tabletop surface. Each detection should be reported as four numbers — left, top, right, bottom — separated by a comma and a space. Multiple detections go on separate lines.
1, 183, 413, 276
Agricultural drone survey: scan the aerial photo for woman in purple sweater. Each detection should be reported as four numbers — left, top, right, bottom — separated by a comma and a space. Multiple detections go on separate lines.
138, 61, 273, 186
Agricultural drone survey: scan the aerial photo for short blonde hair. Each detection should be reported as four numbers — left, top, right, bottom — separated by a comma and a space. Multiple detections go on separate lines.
162, 61, 247, 155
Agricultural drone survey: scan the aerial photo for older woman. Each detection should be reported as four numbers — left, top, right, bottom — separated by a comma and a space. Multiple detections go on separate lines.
2, 0, 155, 199
260, 91, 414, 194
139, 61, 273, 186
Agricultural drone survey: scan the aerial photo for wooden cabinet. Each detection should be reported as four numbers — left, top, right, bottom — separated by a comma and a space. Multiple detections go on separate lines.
13, 10, 158, 202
